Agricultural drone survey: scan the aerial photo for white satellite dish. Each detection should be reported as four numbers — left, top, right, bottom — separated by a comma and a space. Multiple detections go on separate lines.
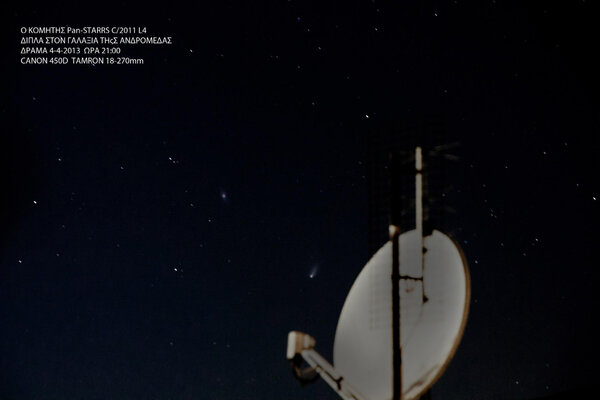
334, 229, 470, 400
287, 147, 470, 400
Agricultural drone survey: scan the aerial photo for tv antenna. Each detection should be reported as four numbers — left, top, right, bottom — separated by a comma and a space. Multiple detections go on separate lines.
287, 147, 470, 400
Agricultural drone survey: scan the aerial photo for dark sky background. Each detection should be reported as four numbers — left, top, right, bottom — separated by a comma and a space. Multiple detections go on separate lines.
1, 1, 598, 399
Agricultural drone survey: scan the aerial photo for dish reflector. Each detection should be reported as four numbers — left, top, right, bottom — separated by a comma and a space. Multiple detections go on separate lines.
333, 229, 470, 400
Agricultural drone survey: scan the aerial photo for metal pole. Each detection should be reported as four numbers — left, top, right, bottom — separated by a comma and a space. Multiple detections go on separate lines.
390, 151, 403, 400
391, 224, 402, 400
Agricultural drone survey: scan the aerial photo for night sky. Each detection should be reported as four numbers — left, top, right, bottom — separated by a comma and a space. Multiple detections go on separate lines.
1, 1, 598, 399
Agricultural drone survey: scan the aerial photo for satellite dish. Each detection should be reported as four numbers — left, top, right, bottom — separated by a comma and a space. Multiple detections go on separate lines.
333, 229, 470, 400
287, 147, 470, 400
